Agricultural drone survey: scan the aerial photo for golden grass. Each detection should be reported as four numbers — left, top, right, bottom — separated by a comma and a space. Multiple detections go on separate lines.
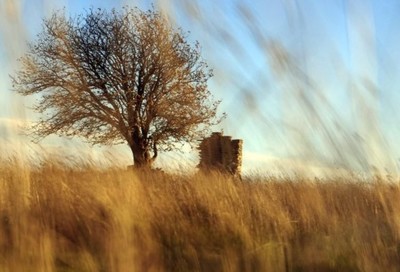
0, 159, 400, 271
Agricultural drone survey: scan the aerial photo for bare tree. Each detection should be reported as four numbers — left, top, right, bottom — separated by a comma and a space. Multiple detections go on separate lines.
12, 7, 222, 168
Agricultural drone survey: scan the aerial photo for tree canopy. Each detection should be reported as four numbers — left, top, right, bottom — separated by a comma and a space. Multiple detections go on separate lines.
13, 7, 222, 168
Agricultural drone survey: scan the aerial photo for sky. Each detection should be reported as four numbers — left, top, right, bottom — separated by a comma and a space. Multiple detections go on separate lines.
1, 0, 400, 176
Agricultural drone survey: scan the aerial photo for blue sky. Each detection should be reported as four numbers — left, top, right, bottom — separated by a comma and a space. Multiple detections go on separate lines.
1, 0, 400, 175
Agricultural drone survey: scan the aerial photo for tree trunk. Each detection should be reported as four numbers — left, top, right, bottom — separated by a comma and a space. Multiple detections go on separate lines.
130, 144, 153, 169
129, 125, 158, 169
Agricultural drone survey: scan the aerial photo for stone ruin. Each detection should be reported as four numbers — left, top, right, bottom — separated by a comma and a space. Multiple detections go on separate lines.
197, 132, 243, 176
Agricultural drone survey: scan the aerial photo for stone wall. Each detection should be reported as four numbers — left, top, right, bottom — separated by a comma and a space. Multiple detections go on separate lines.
198, 132, 243, 176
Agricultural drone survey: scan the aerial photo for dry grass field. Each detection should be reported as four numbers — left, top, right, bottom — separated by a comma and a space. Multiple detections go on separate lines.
1, 158, 400, 271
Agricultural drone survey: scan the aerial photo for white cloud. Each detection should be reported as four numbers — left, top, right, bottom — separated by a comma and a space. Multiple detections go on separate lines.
0, 118, 369, 177
0, 117, 195, 171
243, 151, 362, 178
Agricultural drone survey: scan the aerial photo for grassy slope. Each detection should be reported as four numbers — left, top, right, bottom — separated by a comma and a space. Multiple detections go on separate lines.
0, 160, 400, 271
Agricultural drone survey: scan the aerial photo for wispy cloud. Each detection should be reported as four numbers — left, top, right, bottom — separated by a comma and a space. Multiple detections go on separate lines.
243, 151, 366, 178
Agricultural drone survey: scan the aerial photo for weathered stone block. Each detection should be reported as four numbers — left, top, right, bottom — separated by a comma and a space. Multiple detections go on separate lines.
198, 132, 243, 176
